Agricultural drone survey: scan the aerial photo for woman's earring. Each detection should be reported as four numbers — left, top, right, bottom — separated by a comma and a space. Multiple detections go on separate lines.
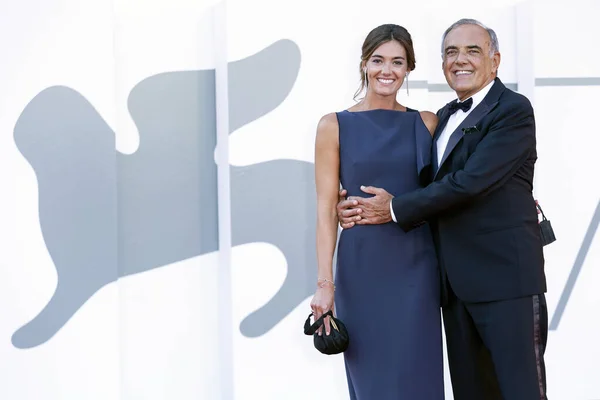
405, 72, 409, 96
363, 69, 368, 89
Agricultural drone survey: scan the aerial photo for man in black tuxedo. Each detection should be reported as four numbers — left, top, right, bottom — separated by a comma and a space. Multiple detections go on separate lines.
337, 19, 548, 399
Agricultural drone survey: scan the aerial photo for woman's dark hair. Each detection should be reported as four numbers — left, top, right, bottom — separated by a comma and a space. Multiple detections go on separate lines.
354, 24, 416, 100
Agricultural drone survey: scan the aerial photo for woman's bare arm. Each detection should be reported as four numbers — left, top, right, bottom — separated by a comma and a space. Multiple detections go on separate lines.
310, 112, 340, 334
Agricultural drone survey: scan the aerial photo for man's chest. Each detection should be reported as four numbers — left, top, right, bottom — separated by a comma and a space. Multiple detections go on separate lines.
436, 112, 468, 164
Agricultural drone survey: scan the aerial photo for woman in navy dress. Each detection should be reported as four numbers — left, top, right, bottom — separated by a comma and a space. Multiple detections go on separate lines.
310, 24, 444, 399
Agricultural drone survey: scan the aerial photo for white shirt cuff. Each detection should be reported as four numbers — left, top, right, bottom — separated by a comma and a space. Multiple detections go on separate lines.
390, 200, 397, 223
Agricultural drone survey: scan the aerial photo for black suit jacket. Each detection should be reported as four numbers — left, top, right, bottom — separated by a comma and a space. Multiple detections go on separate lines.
392, 78, 546, 304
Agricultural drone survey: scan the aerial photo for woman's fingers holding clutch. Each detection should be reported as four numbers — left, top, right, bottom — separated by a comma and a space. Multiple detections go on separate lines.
309, 298, 323, 335
310, 289, 334, 336
323, 315, 332, 336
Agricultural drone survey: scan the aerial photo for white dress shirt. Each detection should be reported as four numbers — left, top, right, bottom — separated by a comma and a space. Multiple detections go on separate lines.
389, 80, 495, 222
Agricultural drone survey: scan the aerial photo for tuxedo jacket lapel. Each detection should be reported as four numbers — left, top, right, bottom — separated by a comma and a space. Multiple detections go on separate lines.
437, 102, 491, 167
433, 78, 505, 180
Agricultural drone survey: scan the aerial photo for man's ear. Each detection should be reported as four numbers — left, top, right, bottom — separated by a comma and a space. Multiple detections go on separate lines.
492, 52, 501, 73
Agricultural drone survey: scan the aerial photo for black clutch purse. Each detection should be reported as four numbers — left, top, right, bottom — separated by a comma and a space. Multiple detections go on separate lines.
537, 202, 556, 247
303, 310, 349, 355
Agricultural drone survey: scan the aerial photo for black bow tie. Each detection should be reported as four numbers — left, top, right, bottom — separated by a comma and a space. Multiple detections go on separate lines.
447, 97, 473, 115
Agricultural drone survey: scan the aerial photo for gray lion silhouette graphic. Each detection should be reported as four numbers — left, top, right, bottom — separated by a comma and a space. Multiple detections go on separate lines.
12, 39, 321, 349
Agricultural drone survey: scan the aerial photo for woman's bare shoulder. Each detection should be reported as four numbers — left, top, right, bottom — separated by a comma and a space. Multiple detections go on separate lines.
316, 112, 340, 138
419, 110, 438, 136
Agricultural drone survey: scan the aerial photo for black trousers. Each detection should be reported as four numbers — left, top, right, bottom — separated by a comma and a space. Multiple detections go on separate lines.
443, 283, 548, 400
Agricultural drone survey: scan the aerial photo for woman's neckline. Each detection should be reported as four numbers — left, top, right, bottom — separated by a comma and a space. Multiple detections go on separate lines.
343, 108, 413, 114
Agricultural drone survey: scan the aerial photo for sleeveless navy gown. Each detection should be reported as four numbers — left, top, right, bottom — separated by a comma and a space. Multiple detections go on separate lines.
334, 109, 444, 399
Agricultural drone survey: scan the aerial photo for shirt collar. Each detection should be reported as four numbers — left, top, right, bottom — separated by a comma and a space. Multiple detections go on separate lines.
458, 79, 495, 109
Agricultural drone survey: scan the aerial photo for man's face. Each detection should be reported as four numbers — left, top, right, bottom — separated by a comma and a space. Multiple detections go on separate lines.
442, 24, 500, 101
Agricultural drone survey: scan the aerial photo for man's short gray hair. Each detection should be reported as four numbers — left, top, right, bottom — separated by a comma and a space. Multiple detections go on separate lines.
441, 18, 500, 58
